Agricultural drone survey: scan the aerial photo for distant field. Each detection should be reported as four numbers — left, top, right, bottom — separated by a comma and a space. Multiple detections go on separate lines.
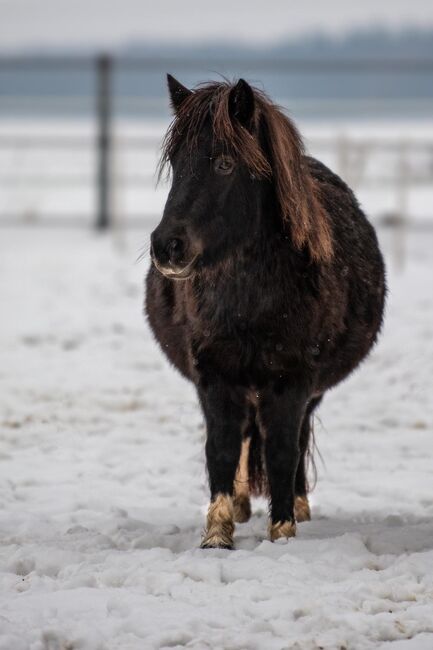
0, 117, 433, 227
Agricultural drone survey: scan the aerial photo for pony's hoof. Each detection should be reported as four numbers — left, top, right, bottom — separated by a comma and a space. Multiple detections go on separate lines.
294, 495, 311, 522
200, 527, 234, 550
200, 540, 233, 550
201, 494, 235, 550
268, 520, 296, 542
233, 495, 251, 523
200, 526, 234, 549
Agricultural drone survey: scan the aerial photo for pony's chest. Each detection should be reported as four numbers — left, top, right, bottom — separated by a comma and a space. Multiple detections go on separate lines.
192, 307, 305, 379
185, 274, 317, 378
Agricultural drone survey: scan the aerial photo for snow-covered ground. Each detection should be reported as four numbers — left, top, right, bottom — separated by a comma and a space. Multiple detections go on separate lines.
0, 224, 433, 650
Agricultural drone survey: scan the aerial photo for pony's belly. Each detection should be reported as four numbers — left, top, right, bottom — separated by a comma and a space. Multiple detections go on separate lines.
195, 334, 306, 387
195, 310, 382, 393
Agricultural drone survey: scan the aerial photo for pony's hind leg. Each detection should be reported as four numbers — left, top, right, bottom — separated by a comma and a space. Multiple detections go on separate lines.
294, 395, 322, 522
233, 436, 251, 523
294, 415, 311, 523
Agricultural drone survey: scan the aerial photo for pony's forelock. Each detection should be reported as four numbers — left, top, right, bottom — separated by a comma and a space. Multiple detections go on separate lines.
158, 81, 270, 181
159, 80, 333, 263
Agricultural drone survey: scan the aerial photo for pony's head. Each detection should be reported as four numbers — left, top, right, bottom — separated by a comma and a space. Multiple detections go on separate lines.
151, 75, 332, 280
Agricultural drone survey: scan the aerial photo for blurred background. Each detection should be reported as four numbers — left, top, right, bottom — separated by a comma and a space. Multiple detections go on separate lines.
1, 5, 433, 646
1, 0, 433, 249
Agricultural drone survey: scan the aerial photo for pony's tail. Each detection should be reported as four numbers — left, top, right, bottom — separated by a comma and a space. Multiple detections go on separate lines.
247, 420, 268, 497
304, 411, 318, 493
304, 395, 324, 493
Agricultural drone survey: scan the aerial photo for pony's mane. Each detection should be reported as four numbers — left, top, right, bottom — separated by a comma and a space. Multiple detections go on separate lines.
160, 81, 333, 263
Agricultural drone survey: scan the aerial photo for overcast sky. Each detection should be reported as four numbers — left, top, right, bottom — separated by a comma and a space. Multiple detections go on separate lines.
1, 0, 433, 52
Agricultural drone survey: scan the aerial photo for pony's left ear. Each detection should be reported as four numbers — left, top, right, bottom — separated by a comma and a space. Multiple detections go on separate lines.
228, 79, 255, 129
167, 74, 192, 112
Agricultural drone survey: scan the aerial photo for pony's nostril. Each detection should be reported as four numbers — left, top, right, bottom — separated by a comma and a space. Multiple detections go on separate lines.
166, 238, 184, 262
168, 238, 182, 252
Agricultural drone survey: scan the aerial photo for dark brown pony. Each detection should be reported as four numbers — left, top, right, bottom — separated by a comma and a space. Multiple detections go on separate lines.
146, 76, 386, 549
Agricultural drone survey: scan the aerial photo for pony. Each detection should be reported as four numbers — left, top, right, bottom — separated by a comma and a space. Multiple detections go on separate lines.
145, 75, 386, 549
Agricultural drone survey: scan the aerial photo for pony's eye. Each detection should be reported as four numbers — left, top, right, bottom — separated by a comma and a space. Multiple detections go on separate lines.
214, 156, 234, 175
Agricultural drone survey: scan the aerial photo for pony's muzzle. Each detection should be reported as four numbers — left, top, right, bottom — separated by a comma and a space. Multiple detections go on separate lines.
150, 230, 198, 280
151, 230, 185, 265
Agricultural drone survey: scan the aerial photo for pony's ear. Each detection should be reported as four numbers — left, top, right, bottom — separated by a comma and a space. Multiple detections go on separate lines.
228, 79, 255, 128
167, 74, 192, 112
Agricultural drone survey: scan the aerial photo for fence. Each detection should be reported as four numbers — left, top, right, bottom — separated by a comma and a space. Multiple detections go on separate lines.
1, 54, 433, 230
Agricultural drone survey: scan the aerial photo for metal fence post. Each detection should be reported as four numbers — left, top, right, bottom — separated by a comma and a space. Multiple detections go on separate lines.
96, 54, 112, 229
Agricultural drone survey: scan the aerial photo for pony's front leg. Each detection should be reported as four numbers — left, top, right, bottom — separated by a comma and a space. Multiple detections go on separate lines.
198, 379, 244, 550
258, 384, 308, 542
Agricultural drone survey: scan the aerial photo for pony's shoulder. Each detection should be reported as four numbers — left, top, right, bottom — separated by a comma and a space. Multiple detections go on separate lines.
305, 155, 354, 195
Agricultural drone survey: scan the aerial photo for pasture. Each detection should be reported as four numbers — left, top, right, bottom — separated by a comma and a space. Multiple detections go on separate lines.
0, 225, 432, 649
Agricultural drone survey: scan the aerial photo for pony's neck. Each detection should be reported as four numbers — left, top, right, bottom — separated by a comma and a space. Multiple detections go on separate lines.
201, 212, 283, 286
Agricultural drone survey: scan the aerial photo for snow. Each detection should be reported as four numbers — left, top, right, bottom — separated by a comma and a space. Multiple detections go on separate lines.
0, 224, 433, 650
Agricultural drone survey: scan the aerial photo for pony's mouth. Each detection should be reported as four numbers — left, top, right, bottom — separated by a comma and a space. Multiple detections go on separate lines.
152, 254, 199, 280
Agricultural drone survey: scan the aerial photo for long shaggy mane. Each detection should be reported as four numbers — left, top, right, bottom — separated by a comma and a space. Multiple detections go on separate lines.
159, 80, 333, 263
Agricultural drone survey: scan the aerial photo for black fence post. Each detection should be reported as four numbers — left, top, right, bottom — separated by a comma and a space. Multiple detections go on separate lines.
96, 54, 112, 230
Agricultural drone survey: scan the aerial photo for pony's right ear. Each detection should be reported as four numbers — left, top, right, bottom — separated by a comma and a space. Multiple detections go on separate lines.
167, 74, 192, 111
228, 79, 255, 129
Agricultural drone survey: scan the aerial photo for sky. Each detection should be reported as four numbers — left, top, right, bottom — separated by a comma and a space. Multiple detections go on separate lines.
1, 0, 433, 52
